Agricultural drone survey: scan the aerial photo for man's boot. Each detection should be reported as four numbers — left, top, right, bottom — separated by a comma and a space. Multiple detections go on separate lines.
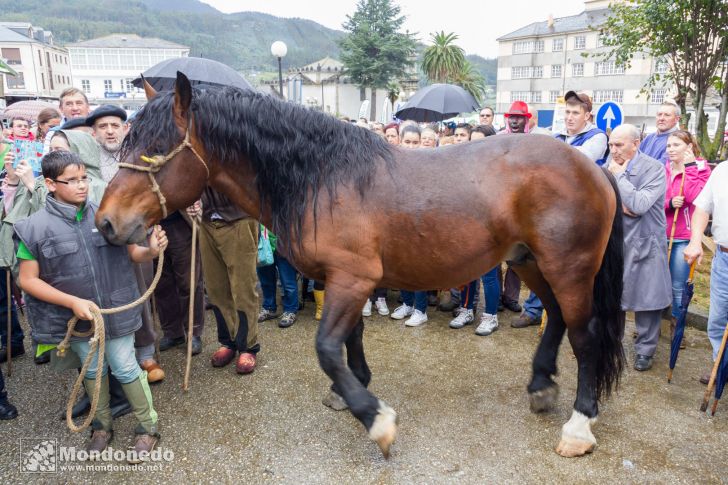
82, 375, 113, 453
0, 367, 18, 420
313, 290, 325, 321
121, 372, 159, 463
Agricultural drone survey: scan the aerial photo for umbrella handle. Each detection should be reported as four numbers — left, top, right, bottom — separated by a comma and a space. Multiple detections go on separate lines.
701, 322, 728, 412
687, 261, 696, 283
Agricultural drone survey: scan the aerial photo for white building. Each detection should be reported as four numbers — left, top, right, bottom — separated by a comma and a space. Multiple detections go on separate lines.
279, 56, 416, 123
67, 34, 189, 107
496, 0, 673, 130
0, 22, 74, 103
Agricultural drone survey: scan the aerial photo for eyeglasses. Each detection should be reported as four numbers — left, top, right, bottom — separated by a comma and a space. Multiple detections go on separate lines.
53, 176, 89, 187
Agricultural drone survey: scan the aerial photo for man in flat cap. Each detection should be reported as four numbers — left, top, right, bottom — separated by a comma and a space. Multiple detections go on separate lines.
85, 104, 129, 181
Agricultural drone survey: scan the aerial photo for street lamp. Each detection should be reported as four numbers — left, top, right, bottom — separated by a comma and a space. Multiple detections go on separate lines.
271, 41, 287, 98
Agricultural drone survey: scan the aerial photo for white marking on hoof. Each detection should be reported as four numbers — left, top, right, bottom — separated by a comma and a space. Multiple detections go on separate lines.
322, 390, 349, 411
529, 385, 559, 413
556, 410, 597, 457
368, 400, 398, 459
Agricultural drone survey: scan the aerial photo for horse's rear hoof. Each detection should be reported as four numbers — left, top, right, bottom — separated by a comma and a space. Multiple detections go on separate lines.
529, 384, 559, 413
555, 437, 595, 457
369, 400, 398, 459
322, 390, 349, 411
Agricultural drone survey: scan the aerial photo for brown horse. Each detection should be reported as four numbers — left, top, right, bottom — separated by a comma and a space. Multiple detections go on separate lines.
96, 73, 625, 458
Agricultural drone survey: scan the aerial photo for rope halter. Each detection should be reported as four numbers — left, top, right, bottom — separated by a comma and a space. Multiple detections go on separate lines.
117, 127, 209, 219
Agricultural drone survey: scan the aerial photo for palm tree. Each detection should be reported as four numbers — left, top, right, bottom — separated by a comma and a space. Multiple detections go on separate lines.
450, 61, 486, 104
421, 31, 466, 84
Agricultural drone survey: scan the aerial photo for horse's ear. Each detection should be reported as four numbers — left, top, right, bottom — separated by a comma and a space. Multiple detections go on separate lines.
173, 71, 192, 127
141, 75, 157, 100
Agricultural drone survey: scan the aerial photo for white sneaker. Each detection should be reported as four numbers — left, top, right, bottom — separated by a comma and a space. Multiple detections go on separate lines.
391, 304, 414, 320
449, 309, 474, 329
375, 297, 390, 316
362, 299, 372, 317
475, 313, 499, 336
405, 309, 428, 327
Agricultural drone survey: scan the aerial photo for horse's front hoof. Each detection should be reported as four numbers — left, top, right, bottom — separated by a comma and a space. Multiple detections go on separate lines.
555, 437, 595, 457
529, 384, 559, 413
369, 400, 398, 459
322, 390, 349, 411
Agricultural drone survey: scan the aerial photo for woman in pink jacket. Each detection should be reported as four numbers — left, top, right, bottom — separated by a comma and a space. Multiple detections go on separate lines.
664, 130, 711, 327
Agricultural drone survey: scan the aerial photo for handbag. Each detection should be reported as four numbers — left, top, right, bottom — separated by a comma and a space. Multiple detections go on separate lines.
257, 226, 274, 267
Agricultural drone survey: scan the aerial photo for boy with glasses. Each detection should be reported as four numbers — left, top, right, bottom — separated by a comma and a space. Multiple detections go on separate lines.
14, 151, 168, 459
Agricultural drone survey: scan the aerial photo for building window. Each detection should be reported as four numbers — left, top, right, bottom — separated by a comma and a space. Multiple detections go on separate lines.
512, 66, 543, 79
104, 79, 113, 92
650, 88, 667, 104
532, 91, 542, 103
38, 50, 43, 65
572, 63, 584, 77
41, 73, 45, 89
510, 91, 542, 104
551, 64, 562, 77
552, 38, 564, 52
125, 78, 135, 93
88, 48, 103, 70
550, 90, 560, 103
593, 90, 624, 103
595, 61, 625, 76
597, 35, 613, 48
81, 79, 91, 93
513, 40, 544, 54
70, 51, 87, 70
574, 36, 586, 50
1, 48, 21, 65
6, 72, 25, 89
655, 59, 668, 74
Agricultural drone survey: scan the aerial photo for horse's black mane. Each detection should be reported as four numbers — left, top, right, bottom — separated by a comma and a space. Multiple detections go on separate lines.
124, 86, 393, 245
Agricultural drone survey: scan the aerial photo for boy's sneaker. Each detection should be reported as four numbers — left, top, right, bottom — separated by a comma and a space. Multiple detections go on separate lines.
362, 299, 373, 317
278, 312, 297, 328
258, 308, 278, 323
404, 310, 428, 327
375, 297, 390, 316
87, 429, 113, 454
452, 306, 465, 317
475, 313, 499, 336
449, 309, 474, 329
391, 304, 414, 320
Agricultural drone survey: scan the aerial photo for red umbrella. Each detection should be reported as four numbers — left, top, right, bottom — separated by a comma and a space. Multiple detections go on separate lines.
2, 100, 58, 123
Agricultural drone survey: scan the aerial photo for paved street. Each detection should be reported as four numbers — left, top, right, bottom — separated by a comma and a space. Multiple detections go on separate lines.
1, 299, 726, 484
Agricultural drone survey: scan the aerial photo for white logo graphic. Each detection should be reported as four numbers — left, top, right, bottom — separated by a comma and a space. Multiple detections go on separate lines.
20, 439, 57, 473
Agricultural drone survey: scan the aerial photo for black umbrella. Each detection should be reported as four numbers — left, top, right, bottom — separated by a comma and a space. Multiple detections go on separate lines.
701, 322, 728, 414
132, 57, 252, 91
395, 83, 479, 122
711, 342, 728, 415
667, 262, 696, 383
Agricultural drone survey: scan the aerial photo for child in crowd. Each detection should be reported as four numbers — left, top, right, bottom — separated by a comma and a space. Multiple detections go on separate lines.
14, 151, 168, 460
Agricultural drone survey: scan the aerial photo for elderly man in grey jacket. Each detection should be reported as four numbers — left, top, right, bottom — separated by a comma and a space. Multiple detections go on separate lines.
608, 124, 672, 371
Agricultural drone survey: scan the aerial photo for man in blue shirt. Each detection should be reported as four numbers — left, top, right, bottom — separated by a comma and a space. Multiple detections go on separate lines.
639, 100, 680, 164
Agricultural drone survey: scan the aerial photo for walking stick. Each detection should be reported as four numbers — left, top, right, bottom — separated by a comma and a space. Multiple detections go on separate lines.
700, 322, 728, 412
151, 295, 161, 364
667, 172, 686, 266
6, 270, 11, 377
183, 217, 199, 392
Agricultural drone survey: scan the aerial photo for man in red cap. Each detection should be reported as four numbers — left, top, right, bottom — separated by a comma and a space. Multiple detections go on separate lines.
502, 100, 531, 134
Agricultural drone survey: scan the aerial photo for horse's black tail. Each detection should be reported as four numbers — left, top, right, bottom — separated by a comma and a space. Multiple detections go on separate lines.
593, 169, 625, 401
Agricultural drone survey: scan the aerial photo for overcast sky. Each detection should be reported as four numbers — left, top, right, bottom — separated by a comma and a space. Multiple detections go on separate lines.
201, 0, 587, 58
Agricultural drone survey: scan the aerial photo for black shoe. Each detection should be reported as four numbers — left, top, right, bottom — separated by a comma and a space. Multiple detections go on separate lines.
110, 401, 132, 419
303, 291, 315, 302
427, 294, 439, 307
65, 393, 91, 420
497, 301, 504, 312
191, 336, 202, 356
34, 352, 50, 365
0, 345, 25, 363
634, 354, 653, 372
502, 299, 522, 313
158, 336, 185, 352
0, 398, 18, 420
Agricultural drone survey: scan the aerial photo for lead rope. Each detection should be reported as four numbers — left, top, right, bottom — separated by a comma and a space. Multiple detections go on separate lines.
183, 217, 200, 391
59, 249, 165, 433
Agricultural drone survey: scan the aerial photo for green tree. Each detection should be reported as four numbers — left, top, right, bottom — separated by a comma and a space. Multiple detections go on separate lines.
600, 0, 728, 160
420, 31, 484, 104
339, 0, 417, 120
421, 31, 466, 83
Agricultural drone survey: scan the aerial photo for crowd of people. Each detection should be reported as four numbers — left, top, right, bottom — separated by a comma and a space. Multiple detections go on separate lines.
0, 87, 726, 462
